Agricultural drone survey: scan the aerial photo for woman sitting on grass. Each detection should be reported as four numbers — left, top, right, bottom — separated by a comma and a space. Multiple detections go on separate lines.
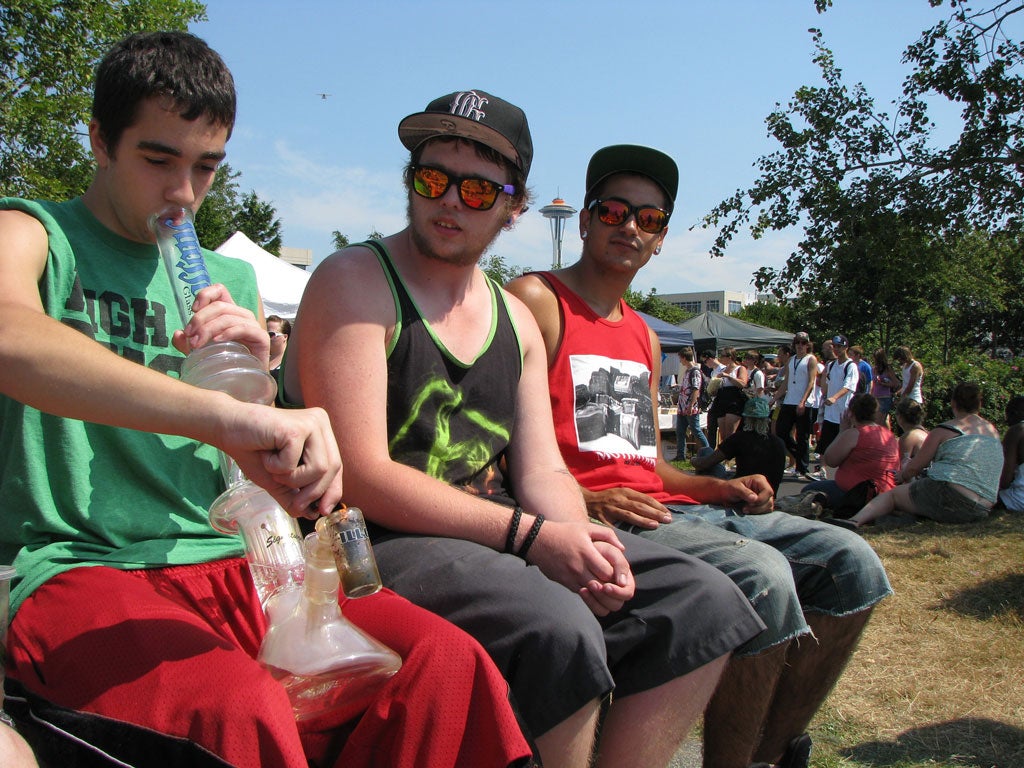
842, 382, 1003, 528
802, 393, 900, 509
894, 398, 928, 471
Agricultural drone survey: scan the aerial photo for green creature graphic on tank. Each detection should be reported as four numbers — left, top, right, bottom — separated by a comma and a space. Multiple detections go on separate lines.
389, 377, 512, 498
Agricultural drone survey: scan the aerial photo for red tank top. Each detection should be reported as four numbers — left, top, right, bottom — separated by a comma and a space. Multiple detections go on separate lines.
834, 424, 901, 493
539, 272, 697, 505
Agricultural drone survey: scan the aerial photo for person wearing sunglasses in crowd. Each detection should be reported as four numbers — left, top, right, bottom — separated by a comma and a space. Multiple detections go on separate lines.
266, 314, 291, 371
507, 145, 892, 768
282, 93, 764, 768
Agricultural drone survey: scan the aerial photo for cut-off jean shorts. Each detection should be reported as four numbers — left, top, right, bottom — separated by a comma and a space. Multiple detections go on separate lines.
909, 476, 992, 523
622, 505, 892, 656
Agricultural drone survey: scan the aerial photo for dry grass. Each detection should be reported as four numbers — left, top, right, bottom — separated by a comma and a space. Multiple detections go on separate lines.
809, 511, 1024, 768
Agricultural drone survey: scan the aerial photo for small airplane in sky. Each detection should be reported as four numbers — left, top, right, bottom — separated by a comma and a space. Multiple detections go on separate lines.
316, 93, 331, 100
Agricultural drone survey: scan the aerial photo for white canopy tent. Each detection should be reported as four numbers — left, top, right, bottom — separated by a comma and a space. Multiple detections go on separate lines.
215, 231, 311, 320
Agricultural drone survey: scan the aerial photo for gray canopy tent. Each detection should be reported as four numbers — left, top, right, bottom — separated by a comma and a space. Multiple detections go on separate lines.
678, 311, 791, 353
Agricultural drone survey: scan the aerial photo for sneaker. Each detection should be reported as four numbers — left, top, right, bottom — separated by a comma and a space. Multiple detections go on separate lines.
785, 466, 800, 477
777, 492, 823, 518
790, 493, 824, 519
803, 467, 826, 481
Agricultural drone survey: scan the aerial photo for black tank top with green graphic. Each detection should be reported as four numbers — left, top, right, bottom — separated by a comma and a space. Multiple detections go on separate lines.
366, 241, 522, 506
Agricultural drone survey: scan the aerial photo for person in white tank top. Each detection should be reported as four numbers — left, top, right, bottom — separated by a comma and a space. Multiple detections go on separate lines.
770, 333, 818, 478
893, 345, 924, 403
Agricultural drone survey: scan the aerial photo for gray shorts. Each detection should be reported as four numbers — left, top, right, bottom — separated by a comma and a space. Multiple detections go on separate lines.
371, 528, 764, 736
622, 506, 892, 655
909, 477, 992, 523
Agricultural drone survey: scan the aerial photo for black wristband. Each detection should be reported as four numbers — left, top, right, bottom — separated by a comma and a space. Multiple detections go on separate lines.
504, 506, 523, 554
516, 514, 545, 559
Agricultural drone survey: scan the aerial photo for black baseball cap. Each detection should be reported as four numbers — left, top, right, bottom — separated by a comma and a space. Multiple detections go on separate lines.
398, 89, 533, 178
831, 334, 849, 347
585, 145, 679, 210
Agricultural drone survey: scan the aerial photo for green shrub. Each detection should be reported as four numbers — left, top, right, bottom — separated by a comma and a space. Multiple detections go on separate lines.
919, 357, 1024, 428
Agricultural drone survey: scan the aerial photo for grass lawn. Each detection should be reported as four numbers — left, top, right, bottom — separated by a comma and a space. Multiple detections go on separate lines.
807, 511, 1024, 768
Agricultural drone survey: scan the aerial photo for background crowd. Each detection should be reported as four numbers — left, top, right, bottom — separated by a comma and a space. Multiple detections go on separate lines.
671, 334, 1023, 526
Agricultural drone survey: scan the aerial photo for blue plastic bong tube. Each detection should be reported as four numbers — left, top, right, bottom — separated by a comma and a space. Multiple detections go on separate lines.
151, 207, 211, 328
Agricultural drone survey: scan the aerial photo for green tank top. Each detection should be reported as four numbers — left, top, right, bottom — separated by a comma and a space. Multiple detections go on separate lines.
0, 197, 261, 615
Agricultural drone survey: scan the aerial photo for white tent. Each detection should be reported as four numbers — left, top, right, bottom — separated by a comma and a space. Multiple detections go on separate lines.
215, 231, 311, 320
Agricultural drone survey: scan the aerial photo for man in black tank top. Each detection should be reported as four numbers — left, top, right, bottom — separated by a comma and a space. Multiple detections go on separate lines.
286, 93, 763, 768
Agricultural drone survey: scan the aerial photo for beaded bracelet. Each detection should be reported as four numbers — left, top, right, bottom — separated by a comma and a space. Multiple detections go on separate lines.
504, 506, 523, 554
516, 514, 545, 559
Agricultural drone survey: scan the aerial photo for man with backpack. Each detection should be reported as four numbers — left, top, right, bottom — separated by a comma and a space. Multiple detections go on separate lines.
849, 346, 873, 395
672, 347, 710, 461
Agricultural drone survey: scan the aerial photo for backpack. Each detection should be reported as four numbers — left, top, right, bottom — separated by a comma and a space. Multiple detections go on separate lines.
855, 361, 871, 394
694, 368, 712, 411
829, 360, 867, 395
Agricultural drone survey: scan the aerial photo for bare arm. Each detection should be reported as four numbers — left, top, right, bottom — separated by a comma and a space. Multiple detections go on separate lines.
689, 448, 727, 471
900, 424, 955, 483
822, 426, 859, 468
647, 334, 773, 513
0, 210, 341, 516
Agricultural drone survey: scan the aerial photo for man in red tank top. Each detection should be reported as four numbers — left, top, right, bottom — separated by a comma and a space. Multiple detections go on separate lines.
509, 145, 891, 768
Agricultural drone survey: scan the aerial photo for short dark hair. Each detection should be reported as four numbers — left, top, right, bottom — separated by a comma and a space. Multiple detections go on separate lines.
777, 344, 792, 356
951, 381, 982, 413
678, 347, 695, 362
700, 349, 716, 361
266, 315, 292, 335
404, 137, 532, 212
93, 31, 236, 156
849, 393, 879, 422
895, 398, 924, 426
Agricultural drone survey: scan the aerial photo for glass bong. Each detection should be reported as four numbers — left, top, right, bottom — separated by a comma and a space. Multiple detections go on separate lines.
155, 208, 401, 721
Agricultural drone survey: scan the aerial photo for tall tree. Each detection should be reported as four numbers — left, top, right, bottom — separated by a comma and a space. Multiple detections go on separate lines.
331, 230, 350, 251
732, 301, 797, 336
624, 288, 689, 325
236, 190, 282, 255
193, 162, 282, 254
481, 253, 525, 285
701, 1, 1024, 357
1, 0, 207, 200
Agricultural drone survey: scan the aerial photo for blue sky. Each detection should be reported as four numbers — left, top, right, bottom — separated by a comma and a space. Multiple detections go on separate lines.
192, 1, 968, 294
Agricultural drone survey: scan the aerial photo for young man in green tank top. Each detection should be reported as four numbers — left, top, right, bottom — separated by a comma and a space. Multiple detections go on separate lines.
0, 33, 537, 768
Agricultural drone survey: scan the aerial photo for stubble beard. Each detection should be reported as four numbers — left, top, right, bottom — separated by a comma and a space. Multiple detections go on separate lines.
407, 198, 506, 268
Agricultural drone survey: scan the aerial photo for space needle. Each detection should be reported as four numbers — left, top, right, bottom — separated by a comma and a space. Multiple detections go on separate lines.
538, 197, 577, 269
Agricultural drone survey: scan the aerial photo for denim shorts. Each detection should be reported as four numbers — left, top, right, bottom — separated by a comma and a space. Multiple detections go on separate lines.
910, 477, 992, 523
622, 505, 892, 655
